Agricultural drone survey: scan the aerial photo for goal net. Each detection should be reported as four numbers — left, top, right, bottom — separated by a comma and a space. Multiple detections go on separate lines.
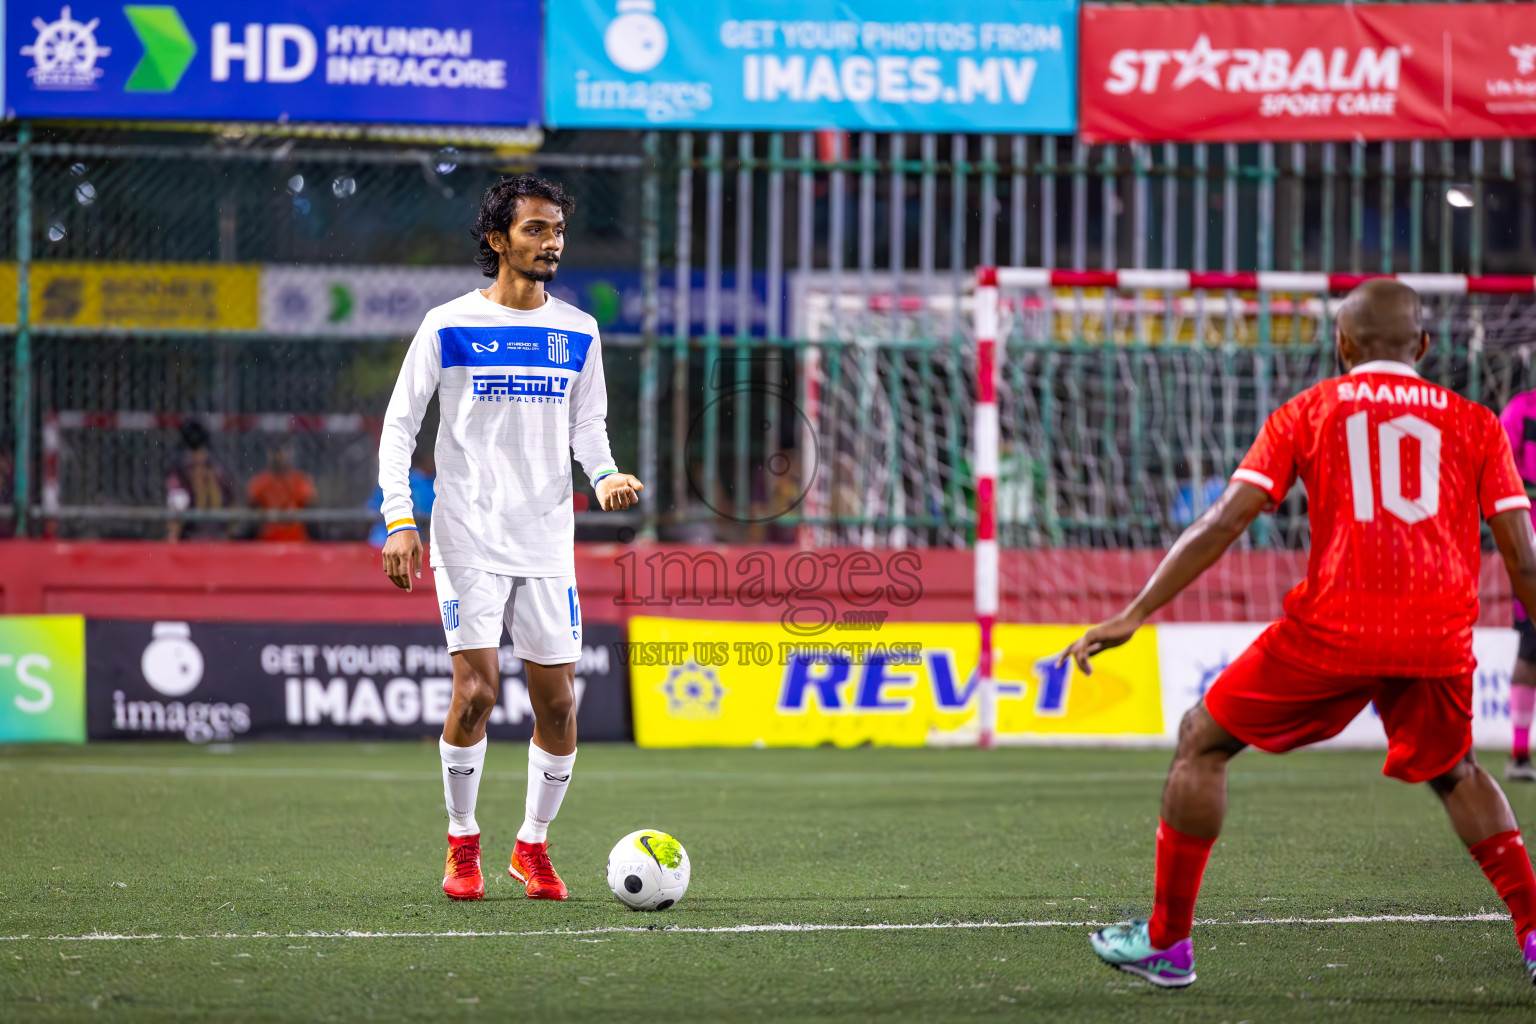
976, 269, 1536, 632
796, 268, 1536, 626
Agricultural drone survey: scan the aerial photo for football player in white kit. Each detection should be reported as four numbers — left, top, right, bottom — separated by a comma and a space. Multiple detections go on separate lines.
377, 175, 642, 901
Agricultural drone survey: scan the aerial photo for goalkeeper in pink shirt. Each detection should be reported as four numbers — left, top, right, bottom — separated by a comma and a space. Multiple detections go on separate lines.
1502, 389, 1536, 780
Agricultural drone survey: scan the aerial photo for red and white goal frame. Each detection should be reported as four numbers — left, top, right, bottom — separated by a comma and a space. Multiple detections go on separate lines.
969, 266, 1536, 747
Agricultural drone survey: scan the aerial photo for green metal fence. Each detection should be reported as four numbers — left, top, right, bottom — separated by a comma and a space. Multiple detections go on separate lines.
4, 123, 1536, 546
1, 124, 648, 539
649, 131, 1536, 550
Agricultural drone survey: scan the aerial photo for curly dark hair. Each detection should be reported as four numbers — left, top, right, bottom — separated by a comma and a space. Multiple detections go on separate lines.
470, 174, 576, 279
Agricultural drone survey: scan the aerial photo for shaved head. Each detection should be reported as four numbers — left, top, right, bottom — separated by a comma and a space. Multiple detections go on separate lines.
1336, 279, 1428, 368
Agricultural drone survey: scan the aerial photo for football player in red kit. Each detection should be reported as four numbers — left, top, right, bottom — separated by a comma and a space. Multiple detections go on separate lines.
1061, 279, 1536, 988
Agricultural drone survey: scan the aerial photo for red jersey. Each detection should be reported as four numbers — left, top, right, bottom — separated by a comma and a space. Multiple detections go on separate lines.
1233, 360, 1529, 677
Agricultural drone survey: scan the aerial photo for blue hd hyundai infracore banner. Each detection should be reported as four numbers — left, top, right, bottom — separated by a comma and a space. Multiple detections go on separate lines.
7, 1, 541, 124
545, 0, 1077, 131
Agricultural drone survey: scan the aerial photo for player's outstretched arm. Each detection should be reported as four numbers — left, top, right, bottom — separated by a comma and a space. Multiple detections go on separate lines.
1059, 481, 1270, 674
1491, 509, 1536, 616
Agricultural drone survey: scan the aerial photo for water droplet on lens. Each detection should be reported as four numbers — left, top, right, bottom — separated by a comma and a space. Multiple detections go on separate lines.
47, 222, 66, 242
435, 147, 459, 175
331, 176, 356, 198
287, 174, 305, 194
74, 182, 96, 206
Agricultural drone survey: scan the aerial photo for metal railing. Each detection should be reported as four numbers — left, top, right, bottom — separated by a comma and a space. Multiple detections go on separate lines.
4, 123, 1536, 545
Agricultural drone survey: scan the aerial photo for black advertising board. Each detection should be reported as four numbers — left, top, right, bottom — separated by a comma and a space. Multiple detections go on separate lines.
85, 621, 630, 743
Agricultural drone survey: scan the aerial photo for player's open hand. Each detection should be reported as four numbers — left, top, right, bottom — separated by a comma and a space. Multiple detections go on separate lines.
597, 473, 644, 511
1055, 612, 1144, 675
382, 529, 423, 592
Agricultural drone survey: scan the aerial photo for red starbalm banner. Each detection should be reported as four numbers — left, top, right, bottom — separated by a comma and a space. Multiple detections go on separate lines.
1080, 3, 1536, 143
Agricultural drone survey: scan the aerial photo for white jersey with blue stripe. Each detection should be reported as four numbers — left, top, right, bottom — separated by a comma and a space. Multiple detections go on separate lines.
377, 289, 617, 577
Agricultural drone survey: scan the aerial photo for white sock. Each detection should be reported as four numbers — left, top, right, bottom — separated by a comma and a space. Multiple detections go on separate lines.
517, 741, 575, 845
439, 736, 487, 837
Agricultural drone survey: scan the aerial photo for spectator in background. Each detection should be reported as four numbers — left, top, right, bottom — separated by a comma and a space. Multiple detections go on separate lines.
247, 443, 316, 542
1172, 476, 1229, 528
1501, 388, 1536, 780
166, 419, 236, 541
368, 448, 435, 547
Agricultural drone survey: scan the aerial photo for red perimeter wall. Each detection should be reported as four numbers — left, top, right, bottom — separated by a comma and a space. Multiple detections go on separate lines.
0, 541, 1517, 626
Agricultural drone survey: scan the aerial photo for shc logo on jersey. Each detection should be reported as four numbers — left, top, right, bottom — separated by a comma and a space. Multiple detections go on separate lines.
441, 600, 460, 631
441, 326, 593, 372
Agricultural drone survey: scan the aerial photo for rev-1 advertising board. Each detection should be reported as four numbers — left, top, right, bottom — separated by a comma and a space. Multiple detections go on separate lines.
626, 617, 1163, 747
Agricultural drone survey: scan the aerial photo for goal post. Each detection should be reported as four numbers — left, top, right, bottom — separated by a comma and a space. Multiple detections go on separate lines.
973, 267, 1001, 749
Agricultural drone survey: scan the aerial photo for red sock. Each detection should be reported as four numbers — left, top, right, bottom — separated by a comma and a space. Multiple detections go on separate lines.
1470, 830, 1536, 947
1148, 819, 1217, 950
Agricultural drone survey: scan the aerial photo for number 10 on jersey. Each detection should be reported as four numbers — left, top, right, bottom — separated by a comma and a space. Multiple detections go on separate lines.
1345, 411, 1441, 524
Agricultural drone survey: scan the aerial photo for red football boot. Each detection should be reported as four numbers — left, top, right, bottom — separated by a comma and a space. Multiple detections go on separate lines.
509, 839, 568, 900
442, 832, 484, 901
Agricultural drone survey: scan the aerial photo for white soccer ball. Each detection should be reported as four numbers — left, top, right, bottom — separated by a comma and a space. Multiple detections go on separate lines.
606, 828, 690, 911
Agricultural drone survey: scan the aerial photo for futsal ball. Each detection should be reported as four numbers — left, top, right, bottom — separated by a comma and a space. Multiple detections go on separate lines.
606, 828, 690, 910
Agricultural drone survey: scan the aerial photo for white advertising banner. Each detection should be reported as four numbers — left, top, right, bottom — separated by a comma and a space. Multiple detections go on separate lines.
1157, 623, 1519, 751
261, 266, 482, 337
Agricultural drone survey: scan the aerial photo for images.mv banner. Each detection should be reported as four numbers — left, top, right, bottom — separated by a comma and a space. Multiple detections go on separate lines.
546, 0, 1077, 131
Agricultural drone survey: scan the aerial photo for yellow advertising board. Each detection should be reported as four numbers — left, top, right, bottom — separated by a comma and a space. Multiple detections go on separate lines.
0, 262, 260, 330
627, 618, 1163, 748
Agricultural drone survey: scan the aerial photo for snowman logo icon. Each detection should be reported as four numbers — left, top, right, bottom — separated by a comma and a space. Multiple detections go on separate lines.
604, 0, 667, 74
140, 622, 205, 698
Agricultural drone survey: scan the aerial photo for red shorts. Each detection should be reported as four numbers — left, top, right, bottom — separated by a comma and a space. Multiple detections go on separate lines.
1203, 636, 1473, 784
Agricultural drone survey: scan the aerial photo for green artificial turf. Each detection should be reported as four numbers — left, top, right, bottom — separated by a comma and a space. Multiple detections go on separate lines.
3, 742, 1536, 1021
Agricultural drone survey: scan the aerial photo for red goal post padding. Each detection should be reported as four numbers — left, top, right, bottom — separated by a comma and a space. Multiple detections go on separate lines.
979, 267, 1536, 296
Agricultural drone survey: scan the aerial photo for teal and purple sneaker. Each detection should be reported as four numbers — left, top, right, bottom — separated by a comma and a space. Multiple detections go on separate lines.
1089, 919, 1197, 988
1523, 931, 1536, 985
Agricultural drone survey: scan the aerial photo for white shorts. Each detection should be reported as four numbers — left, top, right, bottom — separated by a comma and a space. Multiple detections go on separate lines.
433, 566, 583, 664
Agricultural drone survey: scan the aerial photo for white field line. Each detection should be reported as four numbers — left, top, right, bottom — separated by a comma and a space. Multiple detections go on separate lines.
0, 913, 1510, 943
